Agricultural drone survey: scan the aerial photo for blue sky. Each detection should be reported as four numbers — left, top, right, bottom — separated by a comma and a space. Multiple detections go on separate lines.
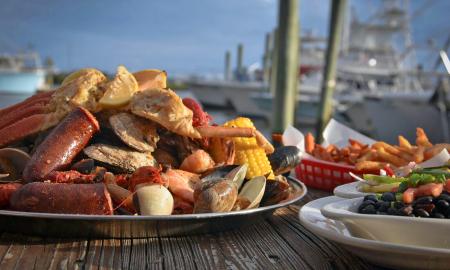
1, 0, 448, 76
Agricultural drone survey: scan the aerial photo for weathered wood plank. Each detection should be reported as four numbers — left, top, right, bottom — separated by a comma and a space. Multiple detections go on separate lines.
0, 189, 385, 269
46, 239, 87, 269
84, 239, 103, 270
98, 238, 121, 270
127, 238, 148, 270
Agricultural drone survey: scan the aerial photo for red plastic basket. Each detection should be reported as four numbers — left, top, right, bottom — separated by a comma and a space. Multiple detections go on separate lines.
295, 158, 360, 192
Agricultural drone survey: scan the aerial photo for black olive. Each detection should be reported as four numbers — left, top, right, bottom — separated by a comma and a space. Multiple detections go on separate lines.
360, 204, 376, 214
364, 195, 378, 203
432, 213, 446, 219
358, 200, 375, 212
381, 192, 396, 202
435, 194, 450, 203
436, 200, 450, 212
375, 201, 389, 212
393, 201, 405, 209
414, 208, 430, 218
412, 196, 433, 206
387, 207, 398, 215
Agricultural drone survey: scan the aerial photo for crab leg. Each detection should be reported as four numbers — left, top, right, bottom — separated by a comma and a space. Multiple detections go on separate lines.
195, 126, 255, 138
0, 91, 53, 116
0, 114, 48, 147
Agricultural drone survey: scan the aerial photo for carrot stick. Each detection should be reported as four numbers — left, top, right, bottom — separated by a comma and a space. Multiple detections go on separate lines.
305, 133, 315, 154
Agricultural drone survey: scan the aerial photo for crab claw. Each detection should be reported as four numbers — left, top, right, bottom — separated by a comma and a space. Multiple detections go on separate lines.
0, 68, 107, 148
0, 91, 53, 147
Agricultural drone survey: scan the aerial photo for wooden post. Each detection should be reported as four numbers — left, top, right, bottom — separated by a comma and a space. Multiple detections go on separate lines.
316, 0, 347, 137
272, 0, 299, 133
262, 33, 273, 85
225, 50, 231, 81
237, 43, 244, 78
269, 28, 278, 95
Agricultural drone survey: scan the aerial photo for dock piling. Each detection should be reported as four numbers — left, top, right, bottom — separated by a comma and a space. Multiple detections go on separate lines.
272, 0, 299, 134
225, 50, 231, 81
316, 0, 347, 138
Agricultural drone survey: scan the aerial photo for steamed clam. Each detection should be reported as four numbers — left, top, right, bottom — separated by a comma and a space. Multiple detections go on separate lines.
201, 164, 247, 189
134, 184, 174, 215
0, 148, 30, 181
193, 179, 237, 213
238, 176, 266, 209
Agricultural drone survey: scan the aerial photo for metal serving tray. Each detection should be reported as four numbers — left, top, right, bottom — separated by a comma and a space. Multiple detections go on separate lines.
0, 177, 306, 238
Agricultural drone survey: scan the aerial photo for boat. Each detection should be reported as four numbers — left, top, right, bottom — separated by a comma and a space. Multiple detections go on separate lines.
0, 51, 47, 94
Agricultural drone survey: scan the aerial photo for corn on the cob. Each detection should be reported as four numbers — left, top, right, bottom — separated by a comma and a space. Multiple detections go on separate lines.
224, 117, 274, 179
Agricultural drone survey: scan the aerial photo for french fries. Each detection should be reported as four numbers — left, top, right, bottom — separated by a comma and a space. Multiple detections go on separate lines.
304, 127, 442, 172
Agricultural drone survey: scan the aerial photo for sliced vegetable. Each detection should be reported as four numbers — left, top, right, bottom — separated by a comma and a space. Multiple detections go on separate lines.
402, 183, 443, 204
363, 174, 405, 184
359, 182, 400, 193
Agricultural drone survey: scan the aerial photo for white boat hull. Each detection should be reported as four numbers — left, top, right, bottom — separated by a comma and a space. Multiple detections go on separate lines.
0, 70, 45, 94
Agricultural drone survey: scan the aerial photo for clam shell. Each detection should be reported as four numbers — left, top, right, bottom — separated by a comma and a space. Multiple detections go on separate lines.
0, 148, 31, 182
238, 176, 266, 209
201, 165, 238, 182
193, 179, 237, 213
134, 184, 174, 215
225, 164, 247, 190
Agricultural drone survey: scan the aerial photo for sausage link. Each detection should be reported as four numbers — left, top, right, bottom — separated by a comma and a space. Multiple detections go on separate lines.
23, 107, 99, 182
10, 182, 113, 215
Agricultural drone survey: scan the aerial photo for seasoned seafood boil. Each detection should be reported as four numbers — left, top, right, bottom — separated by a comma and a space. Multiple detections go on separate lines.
0, 66, 301, 215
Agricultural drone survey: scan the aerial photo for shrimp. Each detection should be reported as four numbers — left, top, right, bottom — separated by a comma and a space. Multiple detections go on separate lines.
180, 149, 215, 174
162, 169, 199, 203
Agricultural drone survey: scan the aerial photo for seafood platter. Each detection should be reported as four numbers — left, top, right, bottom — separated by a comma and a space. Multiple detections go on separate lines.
0, 66, 306, 238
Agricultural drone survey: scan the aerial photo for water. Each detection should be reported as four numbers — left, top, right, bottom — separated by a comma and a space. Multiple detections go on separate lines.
0, 93, 33, 108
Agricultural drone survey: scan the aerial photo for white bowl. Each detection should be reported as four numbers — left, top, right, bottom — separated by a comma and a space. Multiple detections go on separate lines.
299, 196, 450, 270
333, 181, 369, 198
321, 197, 450, 249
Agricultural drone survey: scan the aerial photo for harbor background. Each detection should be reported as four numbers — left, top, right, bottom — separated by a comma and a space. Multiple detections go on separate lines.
1, 0, 449, 143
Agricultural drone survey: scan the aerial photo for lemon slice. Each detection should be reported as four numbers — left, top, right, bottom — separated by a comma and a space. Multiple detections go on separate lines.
239, 176, 266, 209
133, 69, 167, 90
61, 68, 105, 86
99, 65, 139, 108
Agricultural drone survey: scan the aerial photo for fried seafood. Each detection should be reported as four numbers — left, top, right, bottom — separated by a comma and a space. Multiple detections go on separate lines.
84, 144, 157, 173
109, 112, 159, 152
130, 88, 202, 139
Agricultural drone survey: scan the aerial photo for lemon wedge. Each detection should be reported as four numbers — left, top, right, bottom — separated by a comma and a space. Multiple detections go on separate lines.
99, 65, 139, 108
61, 68, 105, 86
133, 69, 167, 90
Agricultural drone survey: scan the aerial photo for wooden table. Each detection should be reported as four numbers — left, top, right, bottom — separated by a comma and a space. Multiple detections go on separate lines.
0, 189, 385, 269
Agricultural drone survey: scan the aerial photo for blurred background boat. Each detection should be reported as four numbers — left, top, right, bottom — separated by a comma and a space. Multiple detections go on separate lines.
0, 51, 47, 94
181, 0, 450, 143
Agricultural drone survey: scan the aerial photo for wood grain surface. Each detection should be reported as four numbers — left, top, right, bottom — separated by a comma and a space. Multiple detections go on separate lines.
0, 189, 386, 270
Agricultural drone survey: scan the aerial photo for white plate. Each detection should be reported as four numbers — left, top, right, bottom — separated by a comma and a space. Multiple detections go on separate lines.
299, 196, 450, 269
333, 181, 370, 199
321, 197, 450, 249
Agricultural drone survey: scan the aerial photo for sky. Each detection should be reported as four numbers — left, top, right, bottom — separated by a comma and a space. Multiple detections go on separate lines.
0, 0, 448, 76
